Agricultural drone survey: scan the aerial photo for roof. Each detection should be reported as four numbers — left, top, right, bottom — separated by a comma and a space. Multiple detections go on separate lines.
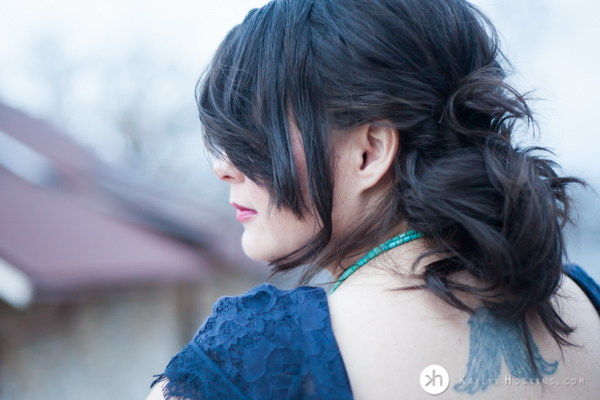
0, 102, 261, 308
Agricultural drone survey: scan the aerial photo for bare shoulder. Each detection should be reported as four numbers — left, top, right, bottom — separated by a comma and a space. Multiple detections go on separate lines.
328, 273, 600, 400
146, 381, 167, 400
553, 275, 600, 357
328, 280, 469, 399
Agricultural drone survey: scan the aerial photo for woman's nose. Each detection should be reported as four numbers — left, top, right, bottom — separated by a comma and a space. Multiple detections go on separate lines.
213, 157, 244, 183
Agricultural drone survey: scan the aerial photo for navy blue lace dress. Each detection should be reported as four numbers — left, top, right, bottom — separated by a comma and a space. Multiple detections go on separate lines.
151, 265, 600, 400
151, 284, 353, 399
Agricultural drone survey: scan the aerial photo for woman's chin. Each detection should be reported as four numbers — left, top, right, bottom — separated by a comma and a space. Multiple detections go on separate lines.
240, 231, 274, 262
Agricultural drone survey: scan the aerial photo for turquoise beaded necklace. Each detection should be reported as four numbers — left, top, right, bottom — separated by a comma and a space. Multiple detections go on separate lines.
329, 230, 425, 295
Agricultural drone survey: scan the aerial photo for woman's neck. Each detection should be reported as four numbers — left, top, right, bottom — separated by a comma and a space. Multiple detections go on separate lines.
327, 236, 436, 291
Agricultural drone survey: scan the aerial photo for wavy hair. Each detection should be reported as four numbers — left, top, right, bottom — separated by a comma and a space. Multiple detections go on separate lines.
196, 0, 584, 375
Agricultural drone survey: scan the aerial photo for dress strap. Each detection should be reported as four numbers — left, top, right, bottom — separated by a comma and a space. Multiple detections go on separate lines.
564, 264, 600, 314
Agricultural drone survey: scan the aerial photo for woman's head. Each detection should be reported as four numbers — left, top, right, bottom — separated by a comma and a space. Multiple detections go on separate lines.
199, 0, 510, 262
198, 0, 582, 366
212, 116, 400, 265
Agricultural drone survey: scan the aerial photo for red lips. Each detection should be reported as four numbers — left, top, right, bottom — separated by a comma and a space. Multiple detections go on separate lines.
232, 202, 258, 222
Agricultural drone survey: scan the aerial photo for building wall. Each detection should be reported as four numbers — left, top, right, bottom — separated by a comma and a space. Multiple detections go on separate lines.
0, 274, 262, 400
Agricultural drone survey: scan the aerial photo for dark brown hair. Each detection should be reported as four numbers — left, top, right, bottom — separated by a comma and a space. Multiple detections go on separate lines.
196, 0, 584, 374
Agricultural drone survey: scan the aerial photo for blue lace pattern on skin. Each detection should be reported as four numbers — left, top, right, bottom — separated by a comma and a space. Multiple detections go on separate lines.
151, 284, 353, 400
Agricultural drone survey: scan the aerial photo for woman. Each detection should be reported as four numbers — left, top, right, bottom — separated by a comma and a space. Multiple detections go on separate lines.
149, 0, 600, 398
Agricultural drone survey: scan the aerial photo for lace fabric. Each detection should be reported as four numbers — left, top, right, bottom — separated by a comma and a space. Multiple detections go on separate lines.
151, 284, 353, 400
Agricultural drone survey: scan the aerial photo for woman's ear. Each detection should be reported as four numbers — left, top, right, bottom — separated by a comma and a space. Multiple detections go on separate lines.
354, 123, 399, 192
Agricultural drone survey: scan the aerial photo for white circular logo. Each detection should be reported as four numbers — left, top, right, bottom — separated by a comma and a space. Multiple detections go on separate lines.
420, 364, 450, 395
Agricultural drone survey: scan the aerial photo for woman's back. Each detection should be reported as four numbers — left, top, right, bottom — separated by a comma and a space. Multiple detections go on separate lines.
329, 265, 600, 399
148, 263, 600, 400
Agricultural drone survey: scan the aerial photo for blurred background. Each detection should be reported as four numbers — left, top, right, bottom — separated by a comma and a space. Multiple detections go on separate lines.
0, 0, 598, 399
